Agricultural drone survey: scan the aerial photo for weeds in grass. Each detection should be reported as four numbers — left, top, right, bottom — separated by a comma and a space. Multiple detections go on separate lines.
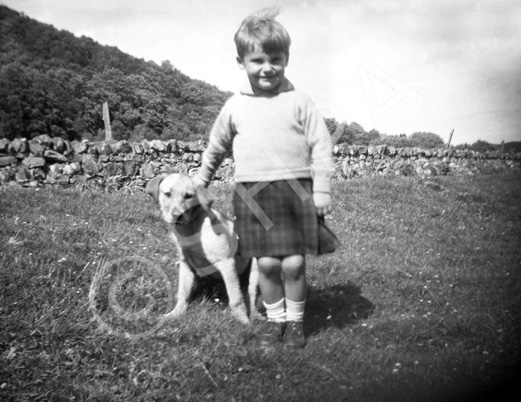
1, 173, 520, 401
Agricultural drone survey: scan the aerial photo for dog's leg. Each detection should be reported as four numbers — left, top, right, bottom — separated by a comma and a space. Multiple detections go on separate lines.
247, 258, 263, 321
163, 261, 194, 321
218, 259, 249, 324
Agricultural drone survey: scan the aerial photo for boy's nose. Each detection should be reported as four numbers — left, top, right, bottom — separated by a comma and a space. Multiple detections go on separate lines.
261, 63, 275, 74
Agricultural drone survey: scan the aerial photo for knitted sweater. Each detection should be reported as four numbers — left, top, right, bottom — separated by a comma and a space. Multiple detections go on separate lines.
198, 79, 334, 194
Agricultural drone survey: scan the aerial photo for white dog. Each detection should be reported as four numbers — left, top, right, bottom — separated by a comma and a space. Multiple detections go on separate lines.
146, 173, 259, 324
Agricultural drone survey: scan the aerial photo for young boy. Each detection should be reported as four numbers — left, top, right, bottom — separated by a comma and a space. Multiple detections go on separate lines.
194, 8, 338, 349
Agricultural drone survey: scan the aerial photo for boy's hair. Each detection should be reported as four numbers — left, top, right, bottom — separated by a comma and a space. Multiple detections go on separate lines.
234, 8, 291, 59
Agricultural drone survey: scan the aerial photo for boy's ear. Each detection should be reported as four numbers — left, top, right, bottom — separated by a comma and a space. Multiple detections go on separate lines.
146, 175, 166, 203
236, 56, 245, 70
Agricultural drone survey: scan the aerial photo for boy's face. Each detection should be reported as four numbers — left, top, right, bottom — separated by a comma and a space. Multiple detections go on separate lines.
237, 44, 288, 92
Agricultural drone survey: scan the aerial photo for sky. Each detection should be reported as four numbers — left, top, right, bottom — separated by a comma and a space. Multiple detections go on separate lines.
2, 0, 521, 145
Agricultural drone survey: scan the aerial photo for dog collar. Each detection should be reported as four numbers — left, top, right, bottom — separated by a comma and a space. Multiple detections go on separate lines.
174, 205, 205, 227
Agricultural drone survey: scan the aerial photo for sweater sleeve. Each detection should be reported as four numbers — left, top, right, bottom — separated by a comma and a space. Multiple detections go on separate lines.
197, 100, 235, 185
300, 95, 334, 194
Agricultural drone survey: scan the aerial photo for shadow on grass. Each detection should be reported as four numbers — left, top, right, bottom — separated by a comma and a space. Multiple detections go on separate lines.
305, 283, 375, 335
187, 276, 374, 337
187, 268, 255, 306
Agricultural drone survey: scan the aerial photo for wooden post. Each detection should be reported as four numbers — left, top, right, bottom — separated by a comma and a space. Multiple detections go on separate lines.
500, 140, 505, 156
102, 102, 112, 142
446, 129, 454, 149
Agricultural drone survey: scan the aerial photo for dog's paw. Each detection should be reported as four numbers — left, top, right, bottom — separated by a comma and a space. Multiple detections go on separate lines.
230, 306, 250, 325
250, 310, 266, 322
161, 304, 187, 322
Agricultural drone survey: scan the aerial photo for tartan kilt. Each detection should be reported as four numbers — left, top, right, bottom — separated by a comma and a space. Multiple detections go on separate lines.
232, 179, 334, 257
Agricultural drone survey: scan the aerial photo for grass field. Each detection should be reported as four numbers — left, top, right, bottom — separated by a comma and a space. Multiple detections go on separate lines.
1, 172, 520, 402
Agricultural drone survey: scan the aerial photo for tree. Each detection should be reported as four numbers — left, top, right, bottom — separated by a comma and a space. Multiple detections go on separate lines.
410, 132, 445, 149
323, 117, 338, 136
0, 5, 236, 141
469, 140, 498, 153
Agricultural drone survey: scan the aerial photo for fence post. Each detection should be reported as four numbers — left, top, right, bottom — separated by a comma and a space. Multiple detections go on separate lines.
102, 102, 112, 142
446, 129, 454, 149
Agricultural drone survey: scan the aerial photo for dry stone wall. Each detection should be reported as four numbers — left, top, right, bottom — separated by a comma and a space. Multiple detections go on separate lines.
0, 135, 520, 191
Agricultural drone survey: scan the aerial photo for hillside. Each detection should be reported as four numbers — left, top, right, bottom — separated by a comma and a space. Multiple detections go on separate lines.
0, 5, 232, 142
1, 5, 517, 151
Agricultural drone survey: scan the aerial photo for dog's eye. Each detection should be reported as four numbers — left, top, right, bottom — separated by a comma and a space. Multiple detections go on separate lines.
164, 192, 171, 198
184, 193, 195, 199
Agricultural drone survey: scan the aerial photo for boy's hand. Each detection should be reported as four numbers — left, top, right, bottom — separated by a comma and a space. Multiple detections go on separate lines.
313, 192, 332, 217
192, 176, 208, 189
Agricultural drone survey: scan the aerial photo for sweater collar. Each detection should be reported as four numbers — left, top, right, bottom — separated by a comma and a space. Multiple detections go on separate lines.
240, 77, 295, 96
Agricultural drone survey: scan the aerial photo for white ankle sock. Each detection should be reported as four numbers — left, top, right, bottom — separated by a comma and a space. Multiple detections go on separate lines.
285, 299, 305, 322
263, 298, 286, 322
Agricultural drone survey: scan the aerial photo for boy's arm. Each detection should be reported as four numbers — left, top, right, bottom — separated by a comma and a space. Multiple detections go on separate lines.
196, 102, 234, 187
301, 96, 334, 194
300, 95, 334, 216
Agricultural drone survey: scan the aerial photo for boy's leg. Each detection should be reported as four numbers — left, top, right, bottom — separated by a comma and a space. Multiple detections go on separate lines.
257, 256, 284, 304
281, 254, 307, 349
281, 255, 306, 302
257, 257, 285, 346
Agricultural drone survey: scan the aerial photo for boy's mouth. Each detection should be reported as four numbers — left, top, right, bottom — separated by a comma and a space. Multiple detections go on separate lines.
259, 76, 279, 83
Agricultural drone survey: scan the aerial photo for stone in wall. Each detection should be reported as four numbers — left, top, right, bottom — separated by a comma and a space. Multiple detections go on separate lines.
111, 140, 132, 154
149, 139, 168, 153
215, 165, 234, 182
31, 167, 46, 181
131, 142, 144, 154
123, 160, 139, 177
51, 137, 69, 154
103, 161, 122, 177
10, 138, 28, 154
72, 140, 89, 154
177, 140, 206, 153
0, 155, 17, 167
44, 149, 68, 163
47, 173, 70, 185
15, 166, 31, 182
22, 155, 46, 169
82, 154, 100, 175
32, 134, 53, 147
182, 153, 194, 163
141, 163, 155, 178
129, 153, 145, 163
29, 140, 45, 156
63, 162, 82, 176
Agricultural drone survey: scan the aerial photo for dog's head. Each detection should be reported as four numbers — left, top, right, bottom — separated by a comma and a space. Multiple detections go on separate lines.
146, 173, 214, 225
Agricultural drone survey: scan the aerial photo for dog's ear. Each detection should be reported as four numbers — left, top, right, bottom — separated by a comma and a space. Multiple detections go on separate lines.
146, 175, 166, 203
195, 183, 214, 212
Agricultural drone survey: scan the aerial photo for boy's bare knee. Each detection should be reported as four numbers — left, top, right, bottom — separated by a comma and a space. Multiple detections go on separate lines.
281, 255, 305, 279
258, 256, 282, 276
